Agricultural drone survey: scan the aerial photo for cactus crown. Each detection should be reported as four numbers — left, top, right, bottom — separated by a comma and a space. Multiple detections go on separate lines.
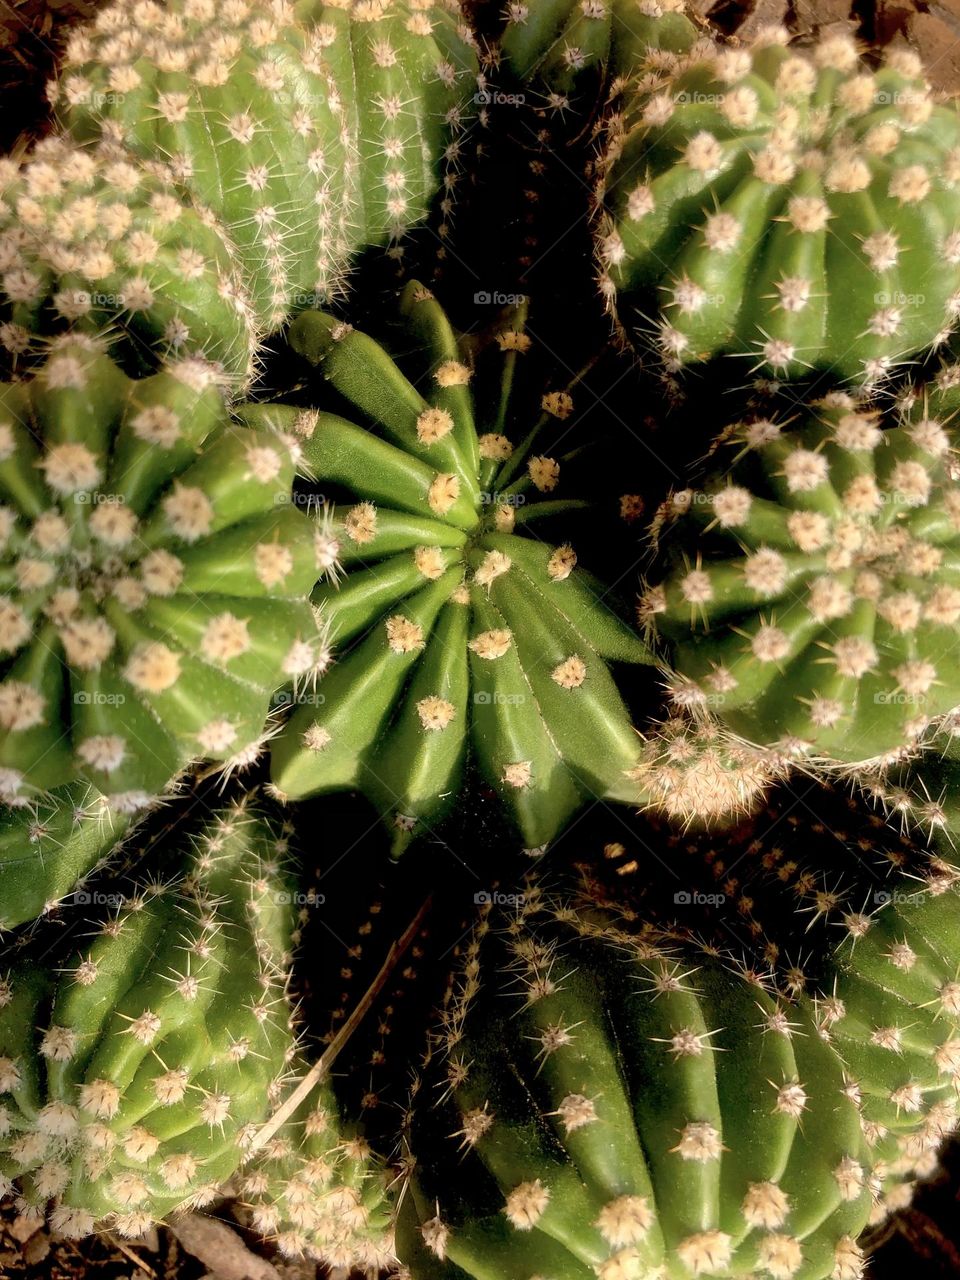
0, 337, 326, 807
266, 280, 652, 853
644, 390, 960, 766
0, 800, 298, 1239
597, 30, 960, 381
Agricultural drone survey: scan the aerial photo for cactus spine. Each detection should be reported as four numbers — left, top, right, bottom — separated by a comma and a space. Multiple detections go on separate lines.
0, 336, 325, 807
266, 281, 653, 853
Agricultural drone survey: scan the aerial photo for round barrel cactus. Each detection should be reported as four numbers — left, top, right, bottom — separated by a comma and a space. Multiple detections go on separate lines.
500, 0, 697, 103
0, 136, 255, 381
54, 0, 479, 332
398, 889, 874, 1280
596, 31, 960, 382
0, 784, 133, 933
643, 392, 960, 766
0, 800, 298, 1238
0, 337, 325, 808
240, 1079, 395, 1271
264, 281, 653, 854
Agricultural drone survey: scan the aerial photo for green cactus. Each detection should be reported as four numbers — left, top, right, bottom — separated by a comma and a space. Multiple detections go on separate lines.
263, 281, 653, 853
0, 799, 299, 1238
0, 335, 325, 808
0, 784, 134, 933
398, 886, 874, 1280
0, 136, 256, 381
53, 0, 480, 334
643, 391, 960, 766
239, 1077, 395, 1271
499, 0, 698, 105
595, 30, 960, 382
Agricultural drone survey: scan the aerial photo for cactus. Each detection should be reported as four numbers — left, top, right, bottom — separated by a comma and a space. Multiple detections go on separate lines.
239, 1077, 395, 1271
0, 784, 134, 933
629, 710, 785, 827
0, 136, 256, 381
52, 0, 480, 334
595, 30, 960, 382
0, 336, 326, 808
0, 799, 299, 1238
263, 282, 654, 853
398, 886, 874, 1280
642, 391, 960, 767
499, 0, 698, 106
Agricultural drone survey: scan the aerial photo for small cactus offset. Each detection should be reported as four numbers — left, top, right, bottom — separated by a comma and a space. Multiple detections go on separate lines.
265, 281, 653, 853
0, 799, 299, 1238
240, 1079, 395, 1271
0, 137, 256, 381
499, 0, 697, 104
0, 337, 326, 808
0, 784, 133, 933
629, 710, 785, 827
53, 0, 480, 332
643, 392, 960, 766
398, 888, 874, 1280
596, 30, 960, 382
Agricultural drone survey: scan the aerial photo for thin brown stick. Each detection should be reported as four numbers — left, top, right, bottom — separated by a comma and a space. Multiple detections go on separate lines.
246, 894, 433, 1154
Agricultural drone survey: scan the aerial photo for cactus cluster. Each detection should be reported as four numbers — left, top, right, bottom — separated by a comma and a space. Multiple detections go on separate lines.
596, 30, 960, 382
4, 1, 960, 1274
643, 391, 960, 766
53, 0, 480, 335
267, 282, 653, 853
0, 800, 298, 1237
0, 336, 326, 808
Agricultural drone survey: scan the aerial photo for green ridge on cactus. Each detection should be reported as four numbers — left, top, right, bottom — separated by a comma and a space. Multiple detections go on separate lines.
0, 799, 298, 1239
499, 0, 697, 103
0, 784, 133, 932
263, 280, 653, 853
0, 336, 326, 808
53, 0, 480, 333
398, 885, 873, 1280
239, 1076, 395, 1270
596, 30, 960, 382
643, 391, 960, 765
0, 137, 256, 381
